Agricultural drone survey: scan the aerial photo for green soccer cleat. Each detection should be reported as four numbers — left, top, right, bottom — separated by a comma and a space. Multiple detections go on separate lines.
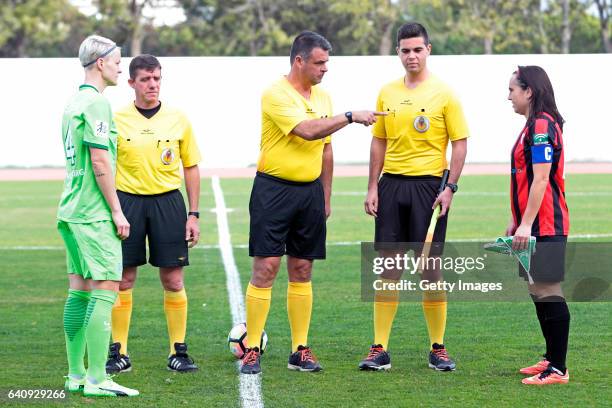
64, 375, 85, 393
83, 375, 139, 397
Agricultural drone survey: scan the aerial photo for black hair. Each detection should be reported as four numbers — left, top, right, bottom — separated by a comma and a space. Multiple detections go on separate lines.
396, 22, 429, 46
290, 31, 332, 64
515, 65, 564, 129
129, 54, 161, 79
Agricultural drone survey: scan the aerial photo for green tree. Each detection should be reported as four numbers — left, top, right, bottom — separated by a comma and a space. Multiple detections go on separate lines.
91, 0, 154, 56
451, 0, 542, 54
152, 0, 291, 56
594, 0, 611, 52
543, 0, 600, 53
2, 0, 609, 57
151, 0, 400, 56
0, 0, 79, 57
397, 0, 543, 54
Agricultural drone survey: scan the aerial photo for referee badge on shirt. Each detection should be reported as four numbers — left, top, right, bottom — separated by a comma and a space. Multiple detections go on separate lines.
413, 115, 430, 133
161, 147, 175, 165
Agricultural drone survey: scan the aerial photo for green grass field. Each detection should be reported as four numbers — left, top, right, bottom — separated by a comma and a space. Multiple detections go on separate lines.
0, 174, 611, 407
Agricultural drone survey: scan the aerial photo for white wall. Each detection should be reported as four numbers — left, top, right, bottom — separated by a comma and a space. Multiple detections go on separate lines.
1, 54, 611, 168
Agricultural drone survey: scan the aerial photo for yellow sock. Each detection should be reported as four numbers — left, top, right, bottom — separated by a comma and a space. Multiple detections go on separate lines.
245, 283, 272, 349
111, 289, 133, 355
422, 290, 447, 347
373, 279, 399, 350
164, 288, 188, 355
287, 281, 313, 352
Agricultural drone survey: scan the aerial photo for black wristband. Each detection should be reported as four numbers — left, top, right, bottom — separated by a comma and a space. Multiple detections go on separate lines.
188, 211, 200, 219
344, 111, 353, 123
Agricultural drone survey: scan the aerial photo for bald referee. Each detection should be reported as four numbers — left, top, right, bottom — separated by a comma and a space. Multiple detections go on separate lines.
359, 22, 468, 372
240, 31, 386, 374
106, 55, 201, 373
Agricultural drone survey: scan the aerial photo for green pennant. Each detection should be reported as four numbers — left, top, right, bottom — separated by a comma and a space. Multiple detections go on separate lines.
484, 236, 537, 283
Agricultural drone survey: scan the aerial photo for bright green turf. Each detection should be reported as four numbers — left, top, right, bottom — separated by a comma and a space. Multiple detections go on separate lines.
0, 174, 610, 407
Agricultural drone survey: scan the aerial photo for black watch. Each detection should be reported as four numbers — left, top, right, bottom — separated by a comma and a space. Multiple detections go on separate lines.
344, 111, 353, 123
188, 211, 200, 219
445, 183, 458, 193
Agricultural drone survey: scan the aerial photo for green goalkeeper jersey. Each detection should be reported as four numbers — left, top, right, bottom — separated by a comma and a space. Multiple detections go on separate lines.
57, 84, 118, 223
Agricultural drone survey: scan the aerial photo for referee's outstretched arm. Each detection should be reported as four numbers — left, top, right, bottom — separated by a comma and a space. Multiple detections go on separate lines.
292, 111, 387, 141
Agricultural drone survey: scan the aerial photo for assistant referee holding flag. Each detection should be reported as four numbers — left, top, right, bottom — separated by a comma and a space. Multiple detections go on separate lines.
360, 22, 468, 372
240, 31, 386, 375
106, 55, 201, 373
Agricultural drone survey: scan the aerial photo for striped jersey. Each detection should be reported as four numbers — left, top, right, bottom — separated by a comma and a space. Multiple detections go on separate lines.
510, 112, 569, 236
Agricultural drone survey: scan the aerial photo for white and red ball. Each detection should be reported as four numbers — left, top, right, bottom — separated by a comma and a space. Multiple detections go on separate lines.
227, 322, 268, 359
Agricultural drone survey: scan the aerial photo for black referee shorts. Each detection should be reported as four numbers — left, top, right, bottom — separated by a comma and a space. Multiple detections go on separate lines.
249, 172, 326, 259
375, 173, 447, 254
118, 189, 188, 268
519, 235, 567, 283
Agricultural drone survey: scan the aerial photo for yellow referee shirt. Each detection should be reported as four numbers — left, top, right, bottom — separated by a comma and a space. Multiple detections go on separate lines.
115, 103, 201, 195
258, 77, 332, 182
372, 75, 469, 176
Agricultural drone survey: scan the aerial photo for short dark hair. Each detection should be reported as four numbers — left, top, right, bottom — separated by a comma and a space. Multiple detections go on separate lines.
290, 31, 332, 64
396, 22, 429, 46
514, 65, 565, 129
129, 54, 161, 79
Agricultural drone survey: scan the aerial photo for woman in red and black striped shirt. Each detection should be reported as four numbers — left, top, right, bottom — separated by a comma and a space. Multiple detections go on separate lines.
506, 65, 570, 385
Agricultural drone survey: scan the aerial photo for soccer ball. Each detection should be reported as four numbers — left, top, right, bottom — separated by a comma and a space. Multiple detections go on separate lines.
227, 322, 268, 359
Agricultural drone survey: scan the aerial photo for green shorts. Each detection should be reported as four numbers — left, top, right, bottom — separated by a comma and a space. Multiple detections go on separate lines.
57, 220, 122, 281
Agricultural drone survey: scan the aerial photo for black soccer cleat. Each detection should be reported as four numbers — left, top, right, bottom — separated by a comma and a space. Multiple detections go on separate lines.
106, 342, 132, 374
240, 347, 261, 375
428, 343, 456, 371
167, 342, 198, 372
358, 344, 391, 371
288, 345, 322, 372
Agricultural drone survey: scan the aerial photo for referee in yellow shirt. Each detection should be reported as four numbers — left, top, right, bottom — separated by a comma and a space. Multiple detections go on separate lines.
240, 31, 385, 374
359, 23, 468, 372
106, 55, 201, 373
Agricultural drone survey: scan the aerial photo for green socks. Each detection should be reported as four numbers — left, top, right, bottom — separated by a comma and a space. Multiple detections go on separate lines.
84, 289, 117, 383
63, 289, 91, 378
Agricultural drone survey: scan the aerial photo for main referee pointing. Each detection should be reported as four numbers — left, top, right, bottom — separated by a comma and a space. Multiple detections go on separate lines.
106, 55, 201, 373
240, 31, 386, 375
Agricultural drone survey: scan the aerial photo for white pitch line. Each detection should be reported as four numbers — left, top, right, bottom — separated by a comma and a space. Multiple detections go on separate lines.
211, 175, 264, 408
2, 233, 612, 252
